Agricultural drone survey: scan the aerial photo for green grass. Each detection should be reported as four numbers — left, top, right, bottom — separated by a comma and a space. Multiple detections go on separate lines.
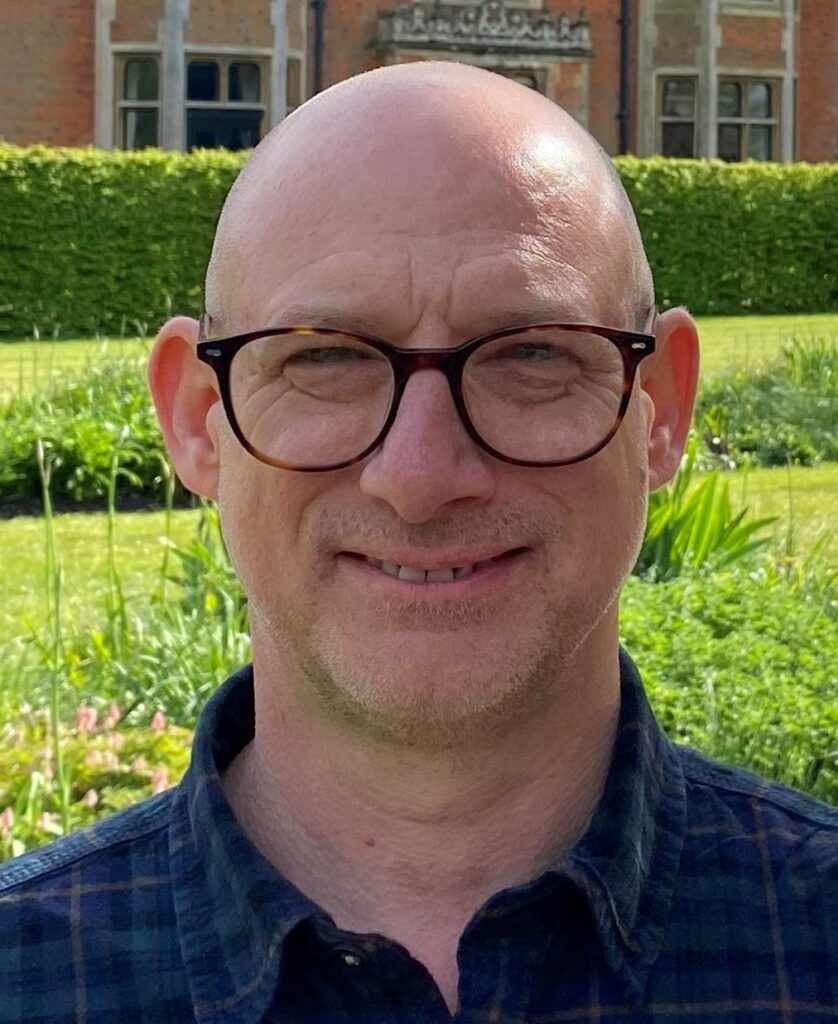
694, 313, 838, 377
0, 338, 149, 398
730, 464, 837, 563
0, 508, 199, 644
2, 314, 838, 393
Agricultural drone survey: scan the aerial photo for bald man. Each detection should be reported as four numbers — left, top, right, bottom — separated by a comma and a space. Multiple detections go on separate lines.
1, 64, 836, 1024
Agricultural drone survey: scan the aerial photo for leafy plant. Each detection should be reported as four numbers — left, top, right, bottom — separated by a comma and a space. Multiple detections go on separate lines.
635, 437, 776, 580
0, 707, 191, 861
0, 356, 177, 506
621, 568, 837, 803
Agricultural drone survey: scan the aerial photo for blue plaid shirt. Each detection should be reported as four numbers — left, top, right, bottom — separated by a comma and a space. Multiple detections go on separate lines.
1, 651, 836, 1023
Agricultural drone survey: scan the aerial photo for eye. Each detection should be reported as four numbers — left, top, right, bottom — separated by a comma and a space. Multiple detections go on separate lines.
495, 342, 575, 363
288, 346, 371, 366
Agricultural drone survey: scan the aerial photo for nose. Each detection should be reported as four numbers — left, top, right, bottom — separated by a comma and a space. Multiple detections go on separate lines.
359, 369, 496, 522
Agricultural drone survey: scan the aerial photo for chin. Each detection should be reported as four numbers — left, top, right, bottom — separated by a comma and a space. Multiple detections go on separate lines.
288, 609, 592, 751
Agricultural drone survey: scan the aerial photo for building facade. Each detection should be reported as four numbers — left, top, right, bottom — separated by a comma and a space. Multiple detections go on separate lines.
0, 0, 835, 161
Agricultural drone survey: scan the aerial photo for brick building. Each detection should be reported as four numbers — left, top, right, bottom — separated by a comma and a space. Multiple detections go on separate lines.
0, 0, 835, 161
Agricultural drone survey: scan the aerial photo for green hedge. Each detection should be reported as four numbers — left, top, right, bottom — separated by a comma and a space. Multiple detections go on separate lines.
0, 146, 242, 340
0, 145, 837, 338
618, 157, 838, 315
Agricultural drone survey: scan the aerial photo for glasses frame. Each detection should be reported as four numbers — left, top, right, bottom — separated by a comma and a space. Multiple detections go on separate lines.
196, 314, 657, 472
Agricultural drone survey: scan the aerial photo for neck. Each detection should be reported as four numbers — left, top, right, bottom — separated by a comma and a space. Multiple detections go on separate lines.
223, 623, 621, 1012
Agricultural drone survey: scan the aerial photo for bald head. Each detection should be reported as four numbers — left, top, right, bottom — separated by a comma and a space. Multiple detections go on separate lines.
206, 62, 653, 334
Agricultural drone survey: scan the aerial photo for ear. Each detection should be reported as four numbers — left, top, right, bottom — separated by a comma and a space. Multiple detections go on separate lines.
148, 316, 221, 501
639, 307, 700, 491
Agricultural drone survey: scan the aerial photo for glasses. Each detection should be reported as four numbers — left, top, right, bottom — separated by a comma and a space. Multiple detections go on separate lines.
196, 315, 656, 472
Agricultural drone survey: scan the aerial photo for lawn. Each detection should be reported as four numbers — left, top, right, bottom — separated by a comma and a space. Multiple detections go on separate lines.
2, 313, 838, 393
0, 337, 150, 397
0, 508, 199, 644
693, 313, 838, 376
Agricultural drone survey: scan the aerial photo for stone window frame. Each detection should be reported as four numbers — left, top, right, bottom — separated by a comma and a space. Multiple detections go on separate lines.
286, 54, 304, 114
656, 75, 698, 158
114, 50, 162, 150
716, 76, 780, 161
721, 0, 782, 13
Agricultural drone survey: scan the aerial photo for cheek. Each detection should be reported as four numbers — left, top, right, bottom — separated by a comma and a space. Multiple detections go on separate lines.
536, 401, 649, 562
215, 437, 313, 603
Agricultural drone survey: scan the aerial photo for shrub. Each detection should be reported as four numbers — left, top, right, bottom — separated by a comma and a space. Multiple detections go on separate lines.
696, 338, 838, 467
0, 356, 173, 506
0, 145, 242, 340
1, 146, 837, 339
616, 157, 838, 316
621, 569, 837, 804
0, 485, 834, 861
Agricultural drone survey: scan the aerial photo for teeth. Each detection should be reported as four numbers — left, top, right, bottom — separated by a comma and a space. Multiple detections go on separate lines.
397, 565, 427, 582
426, 568, 455, 583
366, 556, 498, 581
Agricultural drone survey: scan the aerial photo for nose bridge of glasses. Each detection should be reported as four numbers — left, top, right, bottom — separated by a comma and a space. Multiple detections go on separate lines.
389, 347, 467, 414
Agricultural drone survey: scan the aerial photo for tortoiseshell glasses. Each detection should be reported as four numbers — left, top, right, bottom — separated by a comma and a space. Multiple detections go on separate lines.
196, 316, 656, 472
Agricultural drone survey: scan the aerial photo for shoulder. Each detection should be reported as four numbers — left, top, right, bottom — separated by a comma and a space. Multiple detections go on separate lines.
675, 745, 837, 902
678, 745, 837, 834
0, 792, 181, 1022
0, 789, 175, 897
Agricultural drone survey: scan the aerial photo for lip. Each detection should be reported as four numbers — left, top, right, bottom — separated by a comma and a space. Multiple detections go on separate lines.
340, 546, 527, 572
335, 546, 532, 591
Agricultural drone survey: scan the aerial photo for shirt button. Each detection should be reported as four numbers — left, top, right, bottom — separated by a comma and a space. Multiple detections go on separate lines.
339, 950, 363, 967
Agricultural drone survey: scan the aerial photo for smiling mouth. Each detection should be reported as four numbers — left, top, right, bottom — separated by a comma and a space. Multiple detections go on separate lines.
342, 548, 529, 583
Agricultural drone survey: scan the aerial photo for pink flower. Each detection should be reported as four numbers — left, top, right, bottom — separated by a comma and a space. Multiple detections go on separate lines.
81, 789, 99, 808
132, 756, 149, 773
0, 807, 14, 835
76, 705, 98, 734
84, 750, 104, 766
103, 703, 121, 729
151, 711, 166, 732
151, 767, 170, 795
38, 812, 57, 830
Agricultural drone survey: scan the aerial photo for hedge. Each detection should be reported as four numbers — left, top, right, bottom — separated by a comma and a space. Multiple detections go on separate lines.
0, 145, 837, 338
618, 157, 838, 316
0, 146, 242, 340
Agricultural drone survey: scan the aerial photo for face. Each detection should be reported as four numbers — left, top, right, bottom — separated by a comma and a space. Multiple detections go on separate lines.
199, 109, 660, 749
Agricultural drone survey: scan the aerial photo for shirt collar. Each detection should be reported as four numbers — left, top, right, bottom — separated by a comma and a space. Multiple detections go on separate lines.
557, 648, 686, 1002
169, 650, 685, 1019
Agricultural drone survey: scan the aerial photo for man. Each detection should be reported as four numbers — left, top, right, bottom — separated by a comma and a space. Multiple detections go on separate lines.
1, 62, 835, 1023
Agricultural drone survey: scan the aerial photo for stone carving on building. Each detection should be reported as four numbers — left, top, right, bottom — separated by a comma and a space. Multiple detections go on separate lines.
377, 1, 592, 56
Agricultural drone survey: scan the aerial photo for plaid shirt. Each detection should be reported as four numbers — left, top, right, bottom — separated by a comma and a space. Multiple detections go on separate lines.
1, 651, 836, 1023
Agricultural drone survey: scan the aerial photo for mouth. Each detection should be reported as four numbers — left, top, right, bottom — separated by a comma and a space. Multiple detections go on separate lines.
340, 547, 530, 584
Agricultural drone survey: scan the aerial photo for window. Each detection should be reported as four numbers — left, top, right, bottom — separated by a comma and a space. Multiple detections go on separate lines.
186, 57, 266, 151
717, 79, 777, 161
287, 58, 302, 114
658, 78, 696, 157
119, 58, 160, 149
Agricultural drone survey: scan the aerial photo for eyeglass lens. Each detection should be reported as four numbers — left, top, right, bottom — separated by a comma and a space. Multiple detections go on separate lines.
228, 328, 626, 468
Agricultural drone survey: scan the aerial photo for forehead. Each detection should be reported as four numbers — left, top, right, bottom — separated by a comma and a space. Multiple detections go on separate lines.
215, 126, 627, 337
